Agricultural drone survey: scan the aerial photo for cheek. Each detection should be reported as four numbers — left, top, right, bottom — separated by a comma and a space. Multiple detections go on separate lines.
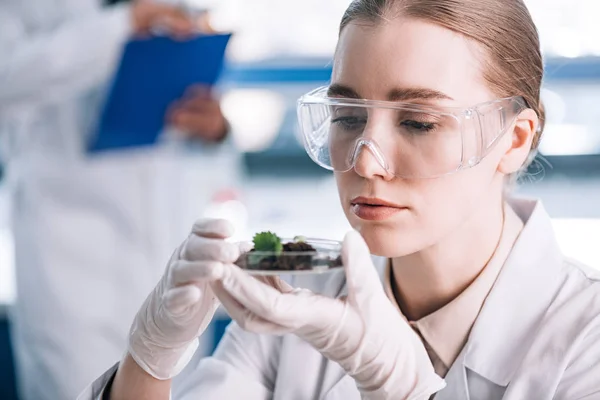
365, 170, 497, 257
334, 172, 354, 218
406, 164, 500, 249
416, 176, 478, 232
334, 172, 348, 202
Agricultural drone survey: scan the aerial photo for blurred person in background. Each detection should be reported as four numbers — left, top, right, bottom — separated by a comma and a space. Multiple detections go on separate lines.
0, 0, 230, 399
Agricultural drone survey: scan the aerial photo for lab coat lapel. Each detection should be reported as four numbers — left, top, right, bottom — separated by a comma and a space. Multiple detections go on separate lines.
433, 345, 470, 400
462, 199, 564, 387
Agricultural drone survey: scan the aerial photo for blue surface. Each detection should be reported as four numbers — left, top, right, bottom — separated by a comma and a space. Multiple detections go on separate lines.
89, 33, 231, 153
221, 56, 600, 84
210, 317, 232, 355
222, 64, 332, 83
0, 319, 18, 400
544, 57, 600, 81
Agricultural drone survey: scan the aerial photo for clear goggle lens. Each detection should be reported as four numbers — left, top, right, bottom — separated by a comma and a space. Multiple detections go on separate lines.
297, 87, 527, 179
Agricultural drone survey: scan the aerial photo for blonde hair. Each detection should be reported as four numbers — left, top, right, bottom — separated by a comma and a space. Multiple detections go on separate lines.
339, 0, 545, 163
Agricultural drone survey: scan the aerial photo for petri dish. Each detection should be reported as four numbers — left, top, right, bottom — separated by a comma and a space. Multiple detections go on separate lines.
235, 238, 343, 276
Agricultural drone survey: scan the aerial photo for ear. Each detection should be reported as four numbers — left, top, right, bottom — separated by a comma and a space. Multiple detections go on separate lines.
497, 109, 539, 174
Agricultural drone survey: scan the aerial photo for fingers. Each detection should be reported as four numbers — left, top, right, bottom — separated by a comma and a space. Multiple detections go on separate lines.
171, 111, 222, 131
194, 11, 215, 34
132, 2, 195, 37
342, 230, 382, 304
181, 219, 239, 261
191, 219, 234, 238
210, 281, 289, 334
166, 90, 227, 140
154, 8, 195, 37
169, 99, 216, 116
169, 108, 227, 141
167, 87, 216, 116
170, 260, 224, 286
181, 236, 241, 263
218, 263, 343, 330
220, 264, 294, 324
255, 276, 295, 294
182, 85, 213, 101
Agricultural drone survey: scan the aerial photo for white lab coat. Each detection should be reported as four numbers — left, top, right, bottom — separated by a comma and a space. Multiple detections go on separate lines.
80, 198, 600, 399
0, 1, 237, 399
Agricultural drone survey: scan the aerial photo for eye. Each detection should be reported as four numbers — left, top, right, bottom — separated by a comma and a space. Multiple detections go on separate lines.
399, 119, 437, 133
330, 106, 367, 132
331, 116, 367, 131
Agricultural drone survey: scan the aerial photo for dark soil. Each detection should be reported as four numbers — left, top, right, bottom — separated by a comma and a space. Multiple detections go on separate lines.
236, 241, 343, 271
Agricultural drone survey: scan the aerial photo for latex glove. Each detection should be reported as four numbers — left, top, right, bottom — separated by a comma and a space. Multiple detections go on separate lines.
128, 219, 242, 380
209, 231, 446, 399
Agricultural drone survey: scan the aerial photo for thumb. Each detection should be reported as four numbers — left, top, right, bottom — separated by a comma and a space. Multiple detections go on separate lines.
342, 230, 381, 304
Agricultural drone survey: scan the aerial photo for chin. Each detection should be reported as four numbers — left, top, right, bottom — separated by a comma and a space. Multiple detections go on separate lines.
352, 219, 423, 258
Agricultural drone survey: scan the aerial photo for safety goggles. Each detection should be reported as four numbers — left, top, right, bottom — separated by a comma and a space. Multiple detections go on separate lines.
297, 86, 528, 179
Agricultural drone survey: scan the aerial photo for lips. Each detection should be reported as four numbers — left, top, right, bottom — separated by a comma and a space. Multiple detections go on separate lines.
350, 197, 404, 208
350, 197, 408, 221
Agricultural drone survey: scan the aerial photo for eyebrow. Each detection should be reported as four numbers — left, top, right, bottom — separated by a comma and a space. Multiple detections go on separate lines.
327, 83, 454, 102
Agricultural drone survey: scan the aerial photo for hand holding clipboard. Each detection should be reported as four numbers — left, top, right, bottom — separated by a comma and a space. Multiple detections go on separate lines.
89, 31, 232, 152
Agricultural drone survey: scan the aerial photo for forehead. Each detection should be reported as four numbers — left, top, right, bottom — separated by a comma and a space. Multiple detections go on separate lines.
333, 18, 492, 106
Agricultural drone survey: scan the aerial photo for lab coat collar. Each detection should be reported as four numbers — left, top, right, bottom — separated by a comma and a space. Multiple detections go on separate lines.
462, 197, 564, 386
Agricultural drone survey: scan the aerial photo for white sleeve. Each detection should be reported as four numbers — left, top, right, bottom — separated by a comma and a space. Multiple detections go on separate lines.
76, 322, 279, 400
0, 4, 132, 109
172, 321, 280, 400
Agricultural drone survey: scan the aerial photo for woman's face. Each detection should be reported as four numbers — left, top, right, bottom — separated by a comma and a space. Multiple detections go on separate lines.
333, 19, 515, 256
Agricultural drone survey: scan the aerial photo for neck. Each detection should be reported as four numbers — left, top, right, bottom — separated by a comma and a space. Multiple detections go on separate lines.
391, 196, 505, 321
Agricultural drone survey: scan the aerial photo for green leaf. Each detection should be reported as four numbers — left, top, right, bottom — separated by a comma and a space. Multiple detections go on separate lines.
252, 231, 283, 254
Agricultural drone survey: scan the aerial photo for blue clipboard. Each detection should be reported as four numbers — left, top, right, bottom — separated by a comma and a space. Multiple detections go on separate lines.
89, 33, 231, 153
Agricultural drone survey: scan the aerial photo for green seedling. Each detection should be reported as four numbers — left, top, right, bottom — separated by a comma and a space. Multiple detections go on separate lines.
249, 231, 282, 264
253, 231, 283, 253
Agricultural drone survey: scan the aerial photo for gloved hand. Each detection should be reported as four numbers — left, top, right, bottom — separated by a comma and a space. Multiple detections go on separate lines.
208, 230, 446, 399
128, 219, 242, 380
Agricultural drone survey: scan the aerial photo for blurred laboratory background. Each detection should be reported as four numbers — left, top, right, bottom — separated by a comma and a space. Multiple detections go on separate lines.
1, 0, 599, 399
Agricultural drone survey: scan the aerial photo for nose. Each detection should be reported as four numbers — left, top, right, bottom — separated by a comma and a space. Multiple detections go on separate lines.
350, 139, 394, 180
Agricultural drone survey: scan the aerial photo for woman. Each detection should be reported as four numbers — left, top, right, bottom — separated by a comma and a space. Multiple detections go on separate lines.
82, 0, 600, 399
